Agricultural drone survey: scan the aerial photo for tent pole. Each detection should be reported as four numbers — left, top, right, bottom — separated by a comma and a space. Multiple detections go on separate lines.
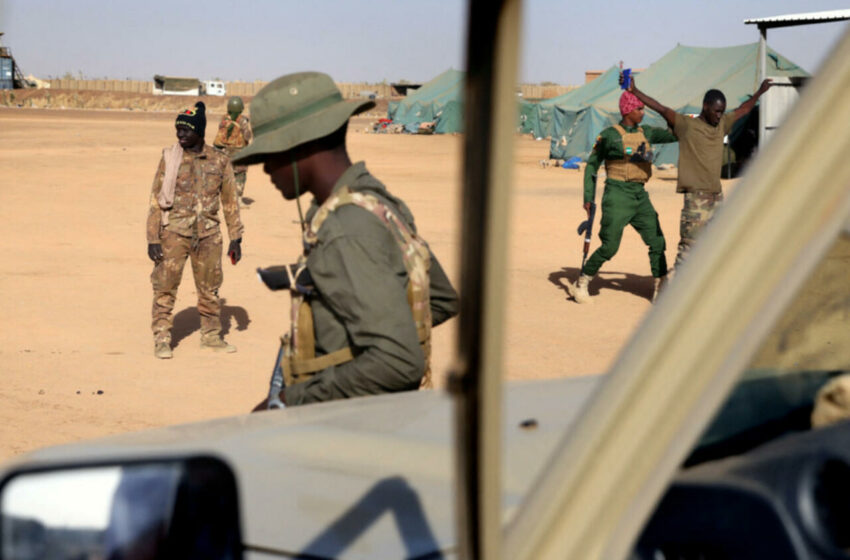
758, 25, 767, 148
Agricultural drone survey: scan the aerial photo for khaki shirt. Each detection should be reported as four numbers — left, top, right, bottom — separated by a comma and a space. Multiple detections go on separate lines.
285, 162, 459, 406
674, 112, 736, 193
146, 144, 244, 244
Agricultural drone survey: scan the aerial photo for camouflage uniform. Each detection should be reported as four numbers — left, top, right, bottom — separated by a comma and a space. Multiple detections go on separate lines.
146, 144, 244, 345
675, 191, 724, 268
213, 114, 253, 199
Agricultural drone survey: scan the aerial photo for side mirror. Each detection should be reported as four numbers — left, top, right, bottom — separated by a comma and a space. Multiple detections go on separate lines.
1, 456, 242, 560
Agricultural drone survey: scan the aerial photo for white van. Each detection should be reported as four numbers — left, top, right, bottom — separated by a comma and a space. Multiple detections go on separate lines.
203, 80, 226, 96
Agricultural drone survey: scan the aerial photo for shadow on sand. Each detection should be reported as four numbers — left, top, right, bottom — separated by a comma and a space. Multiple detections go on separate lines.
549, 267, 654, 303
171, 298, 251, 348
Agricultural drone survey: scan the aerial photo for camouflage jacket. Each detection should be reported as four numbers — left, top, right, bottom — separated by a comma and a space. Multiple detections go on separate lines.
146, 144, 244, 244
284, 162, 459, 406
213, 114, 253, 153
213, 114, 252, 173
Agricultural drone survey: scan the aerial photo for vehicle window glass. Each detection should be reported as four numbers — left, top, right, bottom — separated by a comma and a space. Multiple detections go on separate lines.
690, 229, 850, 464
748, 231, 850, 379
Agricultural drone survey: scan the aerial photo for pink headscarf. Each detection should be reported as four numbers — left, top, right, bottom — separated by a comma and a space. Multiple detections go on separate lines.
619, 91, 644, 116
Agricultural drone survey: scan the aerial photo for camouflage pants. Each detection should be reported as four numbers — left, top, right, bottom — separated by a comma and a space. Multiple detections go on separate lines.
215, 145, 247, 198
675, 191, 724, 268
150, 230, 223, 344
234, 169, 247, 199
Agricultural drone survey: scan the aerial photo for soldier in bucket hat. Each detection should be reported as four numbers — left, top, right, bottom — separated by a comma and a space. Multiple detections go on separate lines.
235, 72, 458, 408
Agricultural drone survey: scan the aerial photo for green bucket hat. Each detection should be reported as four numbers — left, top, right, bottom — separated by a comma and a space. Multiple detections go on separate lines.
231, 72, 375, 166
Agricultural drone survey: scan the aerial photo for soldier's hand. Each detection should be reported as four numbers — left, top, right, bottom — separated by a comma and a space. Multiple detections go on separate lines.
148, 243, 163, 263
228, 238, 242, 265
758, 78, 774, 94
583, 202, 593, 218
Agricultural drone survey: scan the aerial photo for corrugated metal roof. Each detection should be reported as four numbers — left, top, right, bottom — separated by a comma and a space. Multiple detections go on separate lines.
744, 9, 850, 26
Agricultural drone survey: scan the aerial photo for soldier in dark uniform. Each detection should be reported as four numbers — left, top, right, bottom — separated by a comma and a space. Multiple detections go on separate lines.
231, 72, 459, 407
146, 102, 244, 359
573, 91, 677, 303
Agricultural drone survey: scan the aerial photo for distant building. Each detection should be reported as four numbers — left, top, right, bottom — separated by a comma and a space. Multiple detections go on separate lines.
390, 82, 422, 96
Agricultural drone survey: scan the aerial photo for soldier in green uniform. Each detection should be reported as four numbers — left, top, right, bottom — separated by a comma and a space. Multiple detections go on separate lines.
573, 90, 677, 304
625, 76, 773, 267
213, 96, 253, 207
146, 101, 244, 359
231, 72, 459, 408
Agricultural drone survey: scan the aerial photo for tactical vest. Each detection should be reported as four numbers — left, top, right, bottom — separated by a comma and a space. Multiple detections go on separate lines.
604, 124, 653, 183
214, 117, 248, 150
279, 186, 434, 390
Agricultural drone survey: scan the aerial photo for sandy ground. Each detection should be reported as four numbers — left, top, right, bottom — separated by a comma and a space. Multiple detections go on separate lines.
0, 107, 736, 462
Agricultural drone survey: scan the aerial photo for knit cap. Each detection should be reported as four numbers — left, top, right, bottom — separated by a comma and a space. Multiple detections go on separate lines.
176, 101, 206, 137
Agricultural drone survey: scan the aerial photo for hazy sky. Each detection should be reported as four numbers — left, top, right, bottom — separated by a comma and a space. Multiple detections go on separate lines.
2, 1, 848, 85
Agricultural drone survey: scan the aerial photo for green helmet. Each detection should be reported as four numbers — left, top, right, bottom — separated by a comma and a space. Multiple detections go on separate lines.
227, 96, 244, 115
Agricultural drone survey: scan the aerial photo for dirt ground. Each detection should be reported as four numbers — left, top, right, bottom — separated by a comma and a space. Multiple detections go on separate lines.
0, 107, 736, 462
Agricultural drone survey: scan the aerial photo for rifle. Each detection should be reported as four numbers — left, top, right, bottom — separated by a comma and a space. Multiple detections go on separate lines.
577, 202, 597, 270
257, 263, 316, 410
256, 264, 314, 294
267, 344, 286, 409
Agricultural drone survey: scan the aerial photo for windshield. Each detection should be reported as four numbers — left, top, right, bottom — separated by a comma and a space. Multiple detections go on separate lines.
688, 229, 850, 464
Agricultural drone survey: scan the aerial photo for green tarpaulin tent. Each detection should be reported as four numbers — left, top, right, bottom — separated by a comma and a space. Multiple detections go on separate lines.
520, 66, 622, 140
388, 69, 465, 132
389, 42, 807, 154
535, 42, 808, 165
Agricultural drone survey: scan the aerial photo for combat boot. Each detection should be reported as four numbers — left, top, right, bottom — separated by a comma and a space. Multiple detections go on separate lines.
201, 335, 237, 353
573, 274, 594, 304
652, 275, 669, 304
154, 341, 173, 359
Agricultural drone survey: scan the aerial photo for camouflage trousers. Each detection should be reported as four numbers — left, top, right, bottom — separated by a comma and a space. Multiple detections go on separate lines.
234, 169, 247, 199
215, 145, 247, 198
675, 190, 724, 268
151, 229, 224, 344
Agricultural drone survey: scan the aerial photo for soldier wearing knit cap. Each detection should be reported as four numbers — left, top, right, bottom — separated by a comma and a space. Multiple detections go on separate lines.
571, 90, 677, 304
146, 101, 244, 358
